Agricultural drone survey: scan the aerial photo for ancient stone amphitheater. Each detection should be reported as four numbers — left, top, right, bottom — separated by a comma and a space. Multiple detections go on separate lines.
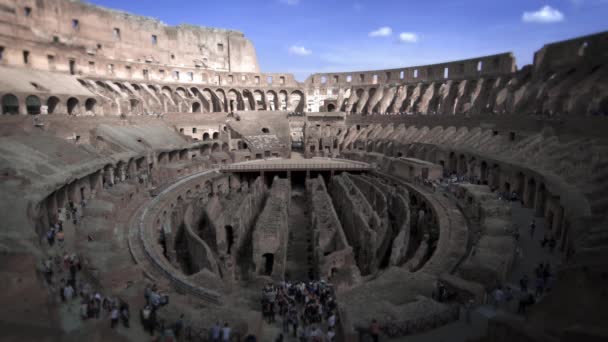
1, 1, 607, 341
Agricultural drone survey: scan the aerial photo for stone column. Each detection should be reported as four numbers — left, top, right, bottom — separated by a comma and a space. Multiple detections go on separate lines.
553, 205, 564, 237
104, 167, 115, 186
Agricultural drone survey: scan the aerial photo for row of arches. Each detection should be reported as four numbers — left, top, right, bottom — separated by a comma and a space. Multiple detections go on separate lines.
1, 94, 98, 115
79, 79, 306, 115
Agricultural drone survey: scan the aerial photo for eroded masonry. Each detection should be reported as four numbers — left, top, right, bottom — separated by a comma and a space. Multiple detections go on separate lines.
1, 0, 607, 341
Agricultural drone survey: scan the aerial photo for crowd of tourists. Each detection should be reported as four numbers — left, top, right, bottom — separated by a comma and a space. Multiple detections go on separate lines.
261, 280, 338, 341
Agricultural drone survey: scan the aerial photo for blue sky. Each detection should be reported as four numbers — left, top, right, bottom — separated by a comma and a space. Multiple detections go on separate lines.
88, 0, 607, 80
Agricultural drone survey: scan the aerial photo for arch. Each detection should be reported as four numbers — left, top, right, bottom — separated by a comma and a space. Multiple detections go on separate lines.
85, 98, 97, 113
190, 87, 210, 112
278, 90, 288, 111
202, 132, 210, 141
67, 97, 80, 115
266, 90, 278, 111
192, 101, 201, 113
203, 88, 221, 112
527, 178, 537, 208
2, 94, 19, 115
212, 132, 219, 140
227, 89, 243, 112
175, 87, 188, 98
289, 90, 305, 112
130, 99, 140, 114
253, 90, 266, 110
262, 253, 274, 276
47, 96, 60, 114
201, 144, 210, 155
327, 103, 336, 112
225, 225, 234, 254
480, 161, 488, 183
25, 95, 41, 115
242, 89, 256, 110
211, 143, 220, 153
215, 89, 227, 112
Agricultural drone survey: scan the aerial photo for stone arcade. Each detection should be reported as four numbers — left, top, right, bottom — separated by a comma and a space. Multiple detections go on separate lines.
0, 1, 607, 341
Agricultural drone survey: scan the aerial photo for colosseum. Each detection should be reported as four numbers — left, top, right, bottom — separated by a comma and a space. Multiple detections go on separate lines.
0, 1, 607, 341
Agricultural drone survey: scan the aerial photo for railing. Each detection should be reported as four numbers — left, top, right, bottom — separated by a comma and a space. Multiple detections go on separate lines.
219, 162, 372, 171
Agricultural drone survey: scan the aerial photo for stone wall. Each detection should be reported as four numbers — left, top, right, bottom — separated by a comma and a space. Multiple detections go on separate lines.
306, 176, 360, 289
0, 0, 261, 73
252, 177, 290, 280
329, 173, 382, 275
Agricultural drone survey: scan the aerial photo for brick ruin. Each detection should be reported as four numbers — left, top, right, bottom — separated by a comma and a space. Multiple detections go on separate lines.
0, 0, 607, 341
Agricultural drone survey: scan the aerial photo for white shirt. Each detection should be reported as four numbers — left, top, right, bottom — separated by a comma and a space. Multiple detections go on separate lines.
327, 330, 336, 341
328, 314, 336, 327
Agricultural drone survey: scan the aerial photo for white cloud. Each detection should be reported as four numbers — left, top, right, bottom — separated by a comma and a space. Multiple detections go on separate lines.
522, 6, 565, 23
279, 0, 299, 5
369, 26, 393, 37
398, 32, 419, 43
289, 45, 312, 56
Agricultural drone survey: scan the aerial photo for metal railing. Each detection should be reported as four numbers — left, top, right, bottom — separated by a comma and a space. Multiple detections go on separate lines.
219, 162, 372, 172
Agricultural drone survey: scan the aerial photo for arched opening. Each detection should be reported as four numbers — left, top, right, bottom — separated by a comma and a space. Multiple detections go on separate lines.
85, 98, 96, 112
192, 102, 201, 113
449, 152, 457, 173
130, 99, 140, 113
221, 143, 229, 153
47, 96, 60, 114
261, 127, 270, 134
327, 103, 336, 112
212, 143, 220, 153
225, 225, 234, 254
527, 178, 536, 208
67, 97, 79, 115
262, 253, 274, 276
212, 132, 219, 140
536, 183, 547, 217
516, 172, 525, 197
2, 94, 19, 115
289, 90, 304, 112
480, 161, 488, 184
201, 145, 210, 156
202, 133, 210, 141
25, 95, 41, 115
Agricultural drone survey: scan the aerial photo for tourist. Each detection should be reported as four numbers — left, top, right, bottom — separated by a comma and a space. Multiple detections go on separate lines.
76, 298, 86, 318
140, 305, 156, 336
310, 325, 323, 341
211, 321, 221, 342
548, 237, 556, 253
327, 327, 336, 341
120, 300, 130, 328
110, 306, 120, 328
328, 311, 336, 329
56, 228, 65, 248
173, 314, 184, 338
529, 220, 536, 237
43, 257, 54, 285
46, 227, 55, 246
370, 319, 381, 342
221, 322, 231, 342
535, 277, 545, 297
493, 286, 504, 308
520, 275, 529, 293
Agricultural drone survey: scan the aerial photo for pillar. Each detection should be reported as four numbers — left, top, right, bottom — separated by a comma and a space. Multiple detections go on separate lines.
553, 206, 564, 238
104, 167, 115, 186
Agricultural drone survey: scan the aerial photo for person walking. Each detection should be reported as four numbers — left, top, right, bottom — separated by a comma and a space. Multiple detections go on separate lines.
370, 319, 381, 342
221, 322, 231, 342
